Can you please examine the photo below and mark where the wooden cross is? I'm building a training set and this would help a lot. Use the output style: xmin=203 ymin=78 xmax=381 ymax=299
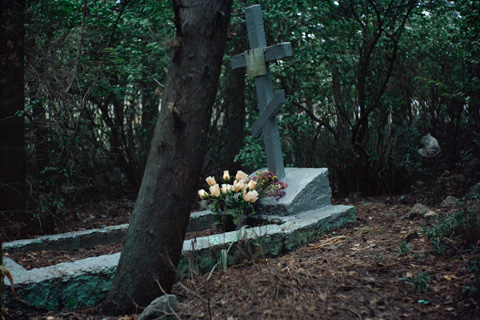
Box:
xmin=231 ymin=5 xmax=293 ymax=179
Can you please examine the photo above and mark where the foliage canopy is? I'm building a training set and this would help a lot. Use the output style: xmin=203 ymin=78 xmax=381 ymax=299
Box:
xmin=18 ymin=0 xmax=480 ymax=234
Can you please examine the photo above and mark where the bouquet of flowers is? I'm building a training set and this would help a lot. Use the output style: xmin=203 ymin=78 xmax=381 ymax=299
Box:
xmin=252 ymin=171 xmax=288 ymax=200
xmin=198 ymin=170 xmax=288 ymax=231
xmin=198 ymin=170 xmax=259 ymax=231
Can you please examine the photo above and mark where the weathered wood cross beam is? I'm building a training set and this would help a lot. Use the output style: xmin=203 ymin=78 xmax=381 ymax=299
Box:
xmin=231 ymin=5 xmax=293 ymax=179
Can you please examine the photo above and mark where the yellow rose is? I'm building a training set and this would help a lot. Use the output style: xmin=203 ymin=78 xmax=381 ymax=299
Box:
xmin=206 ymin=176 xmax=216 ymax=186
xmin=248 ymin=180 xmax=257 ymax=191
xmin=198 ymin=189 xmax=208 ymax=199
xmin=235 ymin=170 xmax=248 ymax=181
xmin=209 ymin=184 xmax=221 ymax=197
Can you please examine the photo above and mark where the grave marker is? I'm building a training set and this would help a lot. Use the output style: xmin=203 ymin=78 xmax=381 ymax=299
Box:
xmin=231 ymin=4 xmax=293 ymax=179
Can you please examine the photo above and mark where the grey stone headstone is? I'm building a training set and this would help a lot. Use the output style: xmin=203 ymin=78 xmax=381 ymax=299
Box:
xmin=254 ymin=168 xmax=332 ymax=216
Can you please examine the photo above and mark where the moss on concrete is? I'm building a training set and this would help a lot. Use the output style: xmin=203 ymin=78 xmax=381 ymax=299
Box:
xmin=61 ymin=269 xmax=115 ymax=309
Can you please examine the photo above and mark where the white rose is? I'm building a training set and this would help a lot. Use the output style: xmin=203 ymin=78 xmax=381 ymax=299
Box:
xmin=243 ymin=190 xmax=259 ymax=203
xmin=206 ymin=176 xmax=217 ymax=186
xmin=235 ymin=170 xmax=248 ymax=181
xmin=209 ymin=184 xmax=221 ymax=197
xmin=248 ymin=180 xmax=257 ymax=191
xmin=223 ymin=170 xmax=231 ymax=181
xmin=231 ymin=180 xmax=240 ymax=192
xmin=221 ymin=184 xmax=231 ymax=194
xmin=233 ymin=180 xmax=247 ymax=193
xmin=240 ymin=180 xmax=249 ymax=192
xmin=198 ymin=189 xmax=208 ymax=199
xmin=247 ymin=190 xmax=259 ymax=203
xmin=251 ymin=190 xmax=259 ymax=203
xmin=231 ymin=184 xmax=239 ymax=192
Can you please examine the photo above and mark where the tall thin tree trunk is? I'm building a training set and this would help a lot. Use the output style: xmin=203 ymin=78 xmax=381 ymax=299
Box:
xmin=224 ymin=21 xmax=246 ymax=172
xmin=103 ymin=0 xmax=232 ymax=314
xmin=0 ymin=0 xmax=28 ymax=239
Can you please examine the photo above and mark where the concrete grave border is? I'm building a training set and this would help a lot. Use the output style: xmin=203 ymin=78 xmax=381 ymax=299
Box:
xmin=2 ymin=168 xmax=354 ymax=311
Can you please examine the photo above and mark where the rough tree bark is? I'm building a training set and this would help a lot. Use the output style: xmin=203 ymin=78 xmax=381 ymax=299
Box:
xmin=103 ymin=0 xmax=232 ymax=314
xmin=0 ymin=0 xmax=28 ymax=239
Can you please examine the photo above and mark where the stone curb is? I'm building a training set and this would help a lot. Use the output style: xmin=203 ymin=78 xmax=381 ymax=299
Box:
xmin=3 ymin=211 xmax=215 ymax=254
xmin=3 ymin=206 xmax=353 ymax=311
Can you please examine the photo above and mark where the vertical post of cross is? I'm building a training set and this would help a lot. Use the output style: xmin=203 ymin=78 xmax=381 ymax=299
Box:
xmin=231 ymin=5 xmax=293 ymax=179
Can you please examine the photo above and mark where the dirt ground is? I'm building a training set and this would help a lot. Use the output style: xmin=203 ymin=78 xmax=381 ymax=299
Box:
xmin=2 ymin=196 xmax=480 ymax=319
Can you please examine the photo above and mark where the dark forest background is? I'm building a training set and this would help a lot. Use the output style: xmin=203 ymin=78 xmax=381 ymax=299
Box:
xmin=1 ymin=0 xmax=479 ymax=238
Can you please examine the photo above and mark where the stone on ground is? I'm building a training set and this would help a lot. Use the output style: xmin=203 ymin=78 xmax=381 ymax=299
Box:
xmin=138 ymin=294 xmax=178 ymax=320
xmin=441 ymin=196 xmax=458 ymax=207
xmin=404 ymin=203 xmax=437 ymax=219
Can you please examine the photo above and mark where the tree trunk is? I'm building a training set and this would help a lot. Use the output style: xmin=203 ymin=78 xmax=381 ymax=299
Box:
xmin=0 ymin=0 xmax=28 ymax=239
xmin=139 ymin=84 xmax=160 ymax=173
xmin=224 ymin=21 xmax=247 ymax=172
xmin=103 ymin=0 xmax=232 ymax=314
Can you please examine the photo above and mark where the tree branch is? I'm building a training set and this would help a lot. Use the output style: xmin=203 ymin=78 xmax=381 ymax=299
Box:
xmin=66 ymin=0 xmax=88 ymax=93
xmin=292 ymin=100 xmax=337 ymax=137
xmin=108 ymin=0 xmax=128 ymax=46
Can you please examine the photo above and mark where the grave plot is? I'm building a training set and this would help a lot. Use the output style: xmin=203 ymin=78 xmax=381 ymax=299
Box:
xmin=5 ymin=227 xmax=219 ymax=270
xmin=3 ymin=211 xmax=217 ymax=270
xmin=2 ymin=168 xmax=354 ymax=311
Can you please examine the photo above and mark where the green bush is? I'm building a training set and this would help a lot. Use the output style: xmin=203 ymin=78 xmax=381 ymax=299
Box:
xmin=398 ymin=240 xmax=412 ymax=255
xmin=424 ymin=183 xmax=480 ymax=251
xmin=401 ymin=271 xmax=430 ymax=293
xmin=463 ymin=255 xmax=480 ymax=298
xmin=234 ymin=136 xmax=267 ymax=172
xmin=424 ymin=184 xmax=480 ymax=297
